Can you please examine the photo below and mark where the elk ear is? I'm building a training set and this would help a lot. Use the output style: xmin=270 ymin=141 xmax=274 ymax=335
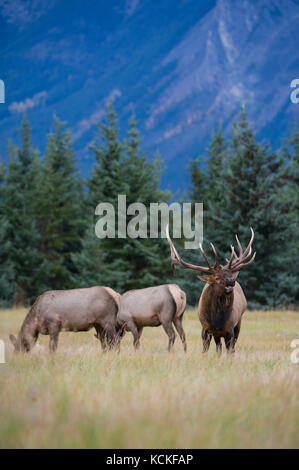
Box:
xmin=9 ymin=334 xmax=17 ymax=346
xmin=232 ymin=271 xmax=239 ymax=280
xmin=9 ymin=334 xmax=18 ymax=348
xmin=197 ymin=275 xmax=212 ymax=283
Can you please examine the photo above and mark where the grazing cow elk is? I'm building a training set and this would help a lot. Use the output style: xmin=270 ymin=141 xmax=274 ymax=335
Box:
xmin=9 ymin=286 xmax=121 ymax=353
xmin=166 ymin=225 xmax=256 ymax=354
xmin=117 ymin=284 xmax=187 ymax=352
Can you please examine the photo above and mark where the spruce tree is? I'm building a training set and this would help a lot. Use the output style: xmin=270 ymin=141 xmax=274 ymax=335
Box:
xmin=35 ymin=117 xmax=84 ymax=292
xmin=86 ymin=107 xmax=172 ymax=292
xmin=209 ymin=109 xmax=292 ymax=307
xmin=88 ymin=103 xmax=125 ymax=209
xmin=184 ymin=127 xmax=228 ymax=306
xmin=188 ymin=109 xmax=293 ymax=307
xmin=279 ymin=125 xmax=299 ymax=305
xmin=4 ymin=117 xmax=41 ymax=305
xmin=85 ymin=103 xmax=125 ymax=289
xmin=0 ymin=164 xmax=16 ymax=306
xmin=119 ymin=115 xmax=172 ymax=290
xmin=189 ymin=126 xmax=228 ymax=235
xmin=70 ymin=225 xmax=102 ymax=287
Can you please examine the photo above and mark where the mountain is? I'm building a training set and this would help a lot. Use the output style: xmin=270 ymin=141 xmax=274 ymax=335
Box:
xmin=0 ymin=0 xmax=298 ymax=192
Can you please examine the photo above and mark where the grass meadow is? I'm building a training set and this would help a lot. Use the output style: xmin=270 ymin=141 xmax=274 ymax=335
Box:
xmin=0 ymin=307 xmax=298 ymax=449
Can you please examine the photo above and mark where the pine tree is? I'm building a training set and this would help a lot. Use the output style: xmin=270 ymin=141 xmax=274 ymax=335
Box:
xmin=279 ymin=124 xmax=299 ymax=305
xmin=0 ymin=164 xmax=16 ymax=306
xmin=189 ymin=126 xmax=228 ymax=235
xmin=188 ymin=109 xmax=294 ymax=307
xmin=184 ymin=127 xmax=228 ymax=306
xmin=118 ymin=115 xmax=172 ymax=290
xmin=70 ymin=225 xmax=102 ymax=288
xmin=4 ymin=117 xmax=41 ymax=305
xmin=86 ymin=107 xmax=172 ymax=292
xmin=84 ymin=103 xmax=125 ymax=288
xmin=88 ymin=103 xmax=125 ymax=210
xmin=35 ymin=117 xmax=84 ymax=292
xmin=209 ymin=109 xmax=292 ymax=307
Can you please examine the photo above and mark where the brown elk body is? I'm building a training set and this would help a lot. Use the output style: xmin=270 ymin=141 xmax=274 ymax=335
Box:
xmin=117 ymin=284 xmax=187 ymax=352
xmin=9 ymin=286 xmax=121 ymax=353
xmin=166 ymin=226 xmax=256 ymax=354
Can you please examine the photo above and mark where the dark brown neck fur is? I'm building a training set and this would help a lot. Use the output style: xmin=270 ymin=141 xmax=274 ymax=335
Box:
xmin=204 ymin=284 xmax=234 ymax=330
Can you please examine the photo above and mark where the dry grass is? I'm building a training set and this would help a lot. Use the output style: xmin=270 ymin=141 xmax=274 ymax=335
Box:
xmin=0 ymin=307 xmax=298 ymax=449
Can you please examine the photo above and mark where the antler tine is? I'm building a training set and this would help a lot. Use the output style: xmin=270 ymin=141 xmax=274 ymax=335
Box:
xmin=235 ymin=233 xmax=243 ymax=257
xmin=210 ymin=242 xmax=218 ymax=269
xmin=165 ymin=225 xmax=214 ymax=274
xmin=169 ymin=244 xmax=179 ymax=276
xmin=230 ymin=228 xmax=256 ymax=271
xmin=228 ymin=245 xmax=236 ymax=269
xmin=233 ymin=251 xmax=256 ymax=270
xmin=241 ymin=227 xmax=254 ymax=258
xmin=235 ymin=227 xmax=254 ymax=257
xmin=232 ymin=246 xmax=253 ymax=269
xmin=222 ymin=244 xmax=237 ymax=270
xmin=199 ymin=243 xmax=212 ymax=269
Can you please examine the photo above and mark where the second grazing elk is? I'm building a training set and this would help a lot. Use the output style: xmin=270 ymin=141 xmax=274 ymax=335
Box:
xmin=166 ymin=226 xmax=256 ymax=354
xmin=117 ymin=284 xmax=187 ymax=352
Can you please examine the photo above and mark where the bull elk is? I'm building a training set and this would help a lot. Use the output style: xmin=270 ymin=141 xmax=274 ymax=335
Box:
xmin=117 ymin=284 xmax=187 ymax=352
xmin=166 ymin=225 xmax=256 ymax=354
xmin=9 ymin=286 xmax=121 ymax=353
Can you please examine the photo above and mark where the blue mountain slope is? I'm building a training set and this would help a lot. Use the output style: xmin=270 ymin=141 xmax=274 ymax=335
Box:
xmin=0 ymin=0 xmax=298 ymax=192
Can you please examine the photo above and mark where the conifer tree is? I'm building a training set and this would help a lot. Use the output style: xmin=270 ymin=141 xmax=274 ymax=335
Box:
xmin=208 ymin=109 xmax=292 ymax=307
xmin=84 ymin=103 xmax=125 ymax=288
xmin=279 ymin=125 xmax=299 ymax=305
xmin=86 ymin=107 xmax=172 ymax=292
xmin=4 ymin=117 xmax=41 ymax=304
xmin=188 ymin=109 xmax=293 ymax=307
xmin=88 ymin=103 xmax=125 ymax=210
xmin=184 ymin=127 xmax=228 ymax=306
xmin=0 ymin=164 xmax=16 ymax=306
xmin=35 ymin=117 xmax=84 ymax=292
xmin=118 ymin=115 xmax=172 ymax=290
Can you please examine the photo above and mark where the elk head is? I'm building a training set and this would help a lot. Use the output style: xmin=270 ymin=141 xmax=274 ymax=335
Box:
xmin=166 ymin=225 xmax=256 ymax=295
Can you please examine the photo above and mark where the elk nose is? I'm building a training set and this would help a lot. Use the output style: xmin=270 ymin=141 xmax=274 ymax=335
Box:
xmin=227 ymin=277 xmax=235 ymax=286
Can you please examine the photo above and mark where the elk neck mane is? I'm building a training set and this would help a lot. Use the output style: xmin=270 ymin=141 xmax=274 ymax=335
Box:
xmin=203 ymin=284 xmax=234 ymax=331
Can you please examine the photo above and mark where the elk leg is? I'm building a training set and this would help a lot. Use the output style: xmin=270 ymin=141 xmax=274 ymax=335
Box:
xmin=173 ymin=316 xmax=187 ymax=352
xmin=224 ymin=332 xmax=235 ymax=354
xmin=202 ymin=329 xmax=212 ymax=353
xmin=94 ymin=325 xmax=107 ymax=352
xmin=137 ymin=327 xmax=143 ymax=345
xmin=114 ymin=325 xmax=125 ymax=353
xmin=162 ymin=321 xmax=176 ymax=352
xmin=125 ymin=319 xmax=140 ymax=350
xmin=214 ymin=336 xmax=222 ymax=356
xmin=106 ymin=325 xmax=117 ymax=350
xmin=49 ymin=331 xmax=59 ymax=353
xmin=233 ymin=320 xmax=241 ymax=349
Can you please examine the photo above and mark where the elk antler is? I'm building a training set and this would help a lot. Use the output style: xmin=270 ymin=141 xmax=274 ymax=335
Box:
xmin=222 ymin=227 xmax=256 ymax=271
xmin=166 ymin=224 xmax=218 ymax=275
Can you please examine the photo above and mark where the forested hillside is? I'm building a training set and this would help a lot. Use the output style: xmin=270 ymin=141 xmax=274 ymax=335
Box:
xmin=0 ymin=105 xmax=298 ymax=308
